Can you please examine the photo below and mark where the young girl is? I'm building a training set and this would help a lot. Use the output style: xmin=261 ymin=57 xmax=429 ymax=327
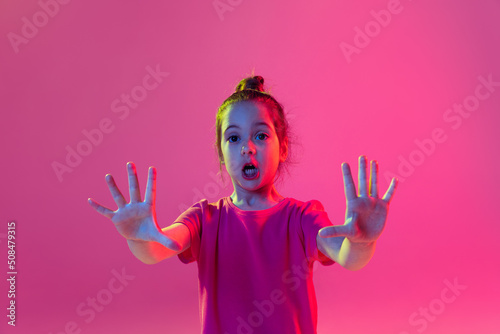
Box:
xmin=88 ymin=76 xmax=397 ymax=334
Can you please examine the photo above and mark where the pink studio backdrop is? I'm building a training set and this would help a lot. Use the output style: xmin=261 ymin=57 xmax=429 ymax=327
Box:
xmin=1 ymin=1 xmax=499 ymax=333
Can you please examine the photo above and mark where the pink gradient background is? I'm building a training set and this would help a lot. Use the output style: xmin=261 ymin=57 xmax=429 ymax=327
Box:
xmin=1 ymin=0 xmax=499 ymax=333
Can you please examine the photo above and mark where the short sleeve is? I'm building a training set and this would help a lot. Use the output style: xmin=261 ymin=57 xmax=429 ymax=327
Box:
xmin=174 ymin=199 xmax=207 ymax=264
xmin=299 ymin=200 xmax=335 ymax=266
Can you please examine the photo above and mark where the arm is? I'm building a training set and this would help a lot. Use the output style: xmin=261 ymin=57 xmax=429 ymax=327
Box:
xmin=127 ymin=223 xmax=191 ymax=264
xmin=318 ymin=156 xmax=398 ymax=271
xmin=317 ymin=233 xmax=375 ymax=271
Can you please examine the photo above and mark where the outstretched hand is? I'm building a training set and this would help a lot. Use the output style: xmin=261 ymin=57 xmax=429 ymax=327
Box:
xmin=319 ymin=156 xmax=398 ymax=244
xmin=88 ymin=162 xmax=179 ymax=251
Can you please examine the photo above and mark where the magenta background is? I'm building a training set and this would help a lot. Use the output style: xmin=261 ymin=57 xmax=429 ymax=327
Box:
xmin=1 ymin=0 xmax=500 ymax=333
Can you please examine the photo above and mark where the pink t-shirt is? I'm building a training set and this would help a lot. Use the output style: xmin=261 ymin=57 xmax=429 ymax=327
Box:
xmin=175 ymin=196 xmax=335 ymax=334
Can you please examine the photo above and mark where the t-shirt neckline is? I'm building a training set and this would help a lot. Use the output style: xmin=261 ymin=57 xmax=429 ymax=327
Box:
xmin=225 ymin=196 xmax=290 ymax=216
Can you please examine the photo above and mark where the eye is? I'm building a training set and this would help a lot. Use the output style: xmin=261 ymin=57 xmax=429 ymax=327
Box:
xmin=227 ymin=135 xmax=239 ymax=143
xmin=256 ymin=133 xmax=268 ymax=141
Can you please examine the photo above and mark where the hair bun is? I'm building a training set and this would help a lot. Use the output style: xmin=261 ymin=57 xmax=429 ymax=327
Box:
xmin=235 ymin=76 xmax=265 ymax=93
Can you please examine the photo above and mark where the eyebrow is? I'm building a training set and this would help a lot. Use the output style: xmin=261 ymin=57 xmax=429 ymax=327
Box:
xmin=223 ymin=122 xmax=272 ymax=135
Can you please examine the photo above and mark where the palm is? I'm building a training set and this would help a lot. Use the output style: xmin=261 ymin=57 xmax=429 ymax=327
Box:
xmin=110 ymin=202 xmax=157 ymax=241
xmin=345 ymin=194 xmax=389 ymax=243
xmin=88 ymin=162 xmax=162 ymax=243
xmin=321 ymin=156 xmax=397 ymax=243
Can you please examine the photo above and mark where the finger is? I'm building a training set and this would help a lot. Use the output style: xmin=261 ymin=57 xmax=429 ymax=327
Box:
xmin=319 ymin=214 xmax=356 ymax=238
xmin=318 ymin=224 xmax=351 ymax=238
xmin=144 ymin=166 xmax=156 ymax=205
xmin=369 ymin=160 xmax=378 ymax=198
xmin=127 ymin=162 xmax=141 ymax=203
xmin=342 ymin=163 xmax=357 ymax=201
xmin=88 ymin=198 xmax=114 ymax=219
xmin=358 ymin=155 xmax=368 ymax=197
xmin=105 ymin=174 xmax=127 ymax=208
xmin=382 ymin=177 xmax=398 ymax=203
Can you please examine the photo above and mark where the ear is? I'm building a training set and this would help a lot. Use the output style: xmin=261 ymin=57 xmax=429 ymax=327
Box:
xmin=279 ymin=141 xmax=288 ymax=162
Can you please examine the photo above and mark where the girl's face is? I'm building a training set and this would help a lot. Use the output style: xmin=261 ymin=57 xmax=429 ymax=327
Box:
xmin=220 ymin=101 xmax=286 ymax=195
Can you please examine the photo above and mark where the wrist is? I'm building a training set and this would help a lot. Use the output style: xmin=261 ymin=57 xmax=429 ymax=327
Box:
xmin=346 ymin=238 xmax=376 ymax=248
xmin=339 ymin=239 xmax=376 ymax=271
xmin=156 ymin=230 xmax=182 ymax=252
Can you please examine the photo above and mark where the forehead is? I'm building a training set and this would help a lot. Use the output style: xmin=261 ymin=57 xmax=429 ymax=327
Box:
xmin=222 ymin=101 xmax=273 ymax=129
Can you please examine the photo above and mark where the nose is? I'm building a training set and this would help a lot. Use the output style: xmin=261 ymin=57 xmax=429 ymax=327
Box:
xmin=241 ymin=141 xmax=255 ymax=155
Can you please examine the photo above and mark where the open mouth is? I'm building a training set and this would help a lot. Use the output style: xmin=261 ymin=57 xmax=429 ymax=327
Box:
xmin=242 ymin=164 xmax=259 ymax=180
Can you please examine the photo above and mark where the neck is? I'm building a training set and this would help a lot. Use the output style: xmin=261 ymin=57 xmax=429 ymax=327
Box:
xmin=230 ymin=185 xmax=284 ymax=210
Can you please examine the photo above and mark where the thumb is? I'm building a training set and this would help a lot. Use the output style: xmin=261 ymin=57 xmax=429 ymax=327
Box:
xmin=319 ymin=225 xmax=350 ymax=238
xmin=318 ymin=213 xmax=357 ymax=238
